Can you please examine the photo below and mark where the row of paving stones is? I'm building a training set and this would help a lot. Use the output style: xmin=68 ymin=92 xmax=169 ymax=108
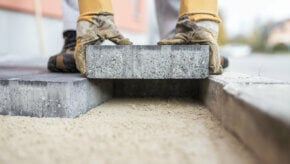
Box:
xmin=0 ymin=45 xmax=209 ymax=118
xmin=0 ymin=67 xmax=202 ymax=118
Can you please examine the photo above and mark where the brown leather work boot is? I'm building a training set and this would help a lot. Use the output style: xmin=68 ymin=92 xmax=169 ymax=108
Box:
xmin=47 ymin=30 xmax=79 ymax=73
xmin=221 ymin=56 xmax=229 ymax=69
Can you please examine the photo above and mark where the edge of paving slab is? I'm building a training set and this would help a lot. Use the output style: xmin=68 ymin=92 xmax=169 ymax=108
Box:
xmin=200 ymin=71 xmax=290 ymax=164
xmin=0 ymin=67 xmax=113 ymax=118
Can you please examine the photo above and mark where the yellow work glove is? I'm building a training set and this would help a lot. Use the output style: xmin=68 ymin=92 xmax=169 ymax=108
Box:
xmin=159 ymin=0 xmax=223 ymax=75
xmin=75 ymin=0 xmax=132 ymax=74
xmin=158 ymin=16 xmax=222 ymax=74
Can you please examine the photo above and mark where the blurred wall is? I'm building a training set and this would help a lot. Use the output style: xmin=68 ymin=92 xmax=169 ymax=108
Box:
xmin=0 ymin=9 xmax=63 ymax=58
xmin=0 ymin=0 xmax=149 ymax=58
xmin=0 ymin=0 xmax=62 ymax=18
xmin=267 ymin=19 xmax=290 ymax=48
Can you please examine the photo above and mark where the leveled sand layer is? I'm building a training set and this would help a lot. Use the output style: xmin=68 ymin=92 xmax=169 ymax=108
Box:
xmin=0 ymin=99 xmax=258 ymax=164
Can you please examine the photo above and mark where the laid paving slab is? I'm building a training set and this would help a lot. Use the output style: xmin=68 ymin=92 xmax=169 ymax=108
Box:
xmin=208 ymin=71 xmax=284 ymax=84
xmin=86 ymin=45 xmax=209 ymax=79
xmin=0 ymin=67 xmax=113 ymax=118
xmin=225 ymin=83 xmax=290 ymax=125
xmin=200 ymin=71 xmax=290 ymax=164
xmin=0 ymin=66 xmax=46 ymax=79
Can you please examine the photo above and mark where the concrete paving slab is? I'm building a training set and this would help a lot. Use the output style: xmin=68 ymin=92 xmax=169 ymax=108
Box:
xmin=86 ymin=45 xmax=209 ymax=79
xmin=209 ymin=71 xmax=284 ymax=84
xmin=225 ymin=83 xmax=290 ymax=126
xmin=228 ymin=54 xmax=290 ymax=82
xmin=0 ymin=66 xmax=46 ymax=79
xmin=200 ymin=71 xmax=290 ymax=164
xmin=0 ymin=67 xmax=113 ymax=118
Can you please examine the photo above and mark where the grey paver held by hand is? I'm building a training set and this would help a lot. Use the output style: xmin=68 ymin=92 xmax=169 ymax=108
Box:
xmin=86 ymin=45 xmax=209 ymax=79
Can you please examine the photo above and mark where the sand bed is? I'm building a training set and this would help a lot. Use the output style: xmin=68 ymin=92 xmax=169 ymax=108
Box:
xmin=0 ymin=99 xmax=258 ymax=164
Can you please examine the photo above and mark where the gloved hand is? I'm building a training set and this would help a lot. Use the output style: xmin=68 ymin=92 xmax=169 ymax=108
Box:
xmin=158 ymin=15 xmax=223 ymax=75
xmin=74 ymin=13 xmax=132 ymax=74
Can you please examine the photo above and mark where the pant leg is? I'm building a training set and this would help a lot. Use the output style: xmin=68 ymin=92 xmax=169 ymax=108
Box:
xmin=62 ymin=0 xmax=79 ymax=31
xmin=155 ymin=0 xmax=180 ymax=39
xmin=180 ymin=0 xmax=221 ymax=23
xmin=155 ymin=0 xmax=221 ymax=39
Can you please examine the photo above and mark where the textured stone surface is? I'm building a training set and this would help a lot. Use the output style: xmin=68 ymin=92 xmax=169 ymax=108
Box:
xmin=200 ymin=71 xmax=290 ymax=164
xmin=86 ymin=45 xmax=209 ymax=79
xmin=0 ymin=67 xmax=113 ymax=118
xmin=224 ymin=83 xmax=290 ymax=125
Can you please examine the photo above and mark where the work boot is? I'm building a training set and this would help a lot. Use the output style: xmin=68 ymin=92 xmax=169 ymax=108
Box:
xmin=221 ymin=56 xmax=229 ymax=69
xmin=47 ymin=30 xmax=78 ymax=73
xmin=158 ymin=16 xmax=223 ymax=75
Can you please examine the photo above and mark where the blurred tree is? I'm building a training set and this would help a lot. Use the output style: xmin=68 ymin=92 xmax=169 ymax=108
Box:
xmin=249 ymin=23 xmax=270 ymax=52
xmin=218 ymin=12 xmax=228 ymax=45
xmin=229 ymin=35 xmax=249 ymax=44
xmin=229 ymin=21 xmax=271 ymax=53
xmin=272 ymin=43 xmax=289 ymax=52
xmin=218 ymin=22 xmax=228 ymax=45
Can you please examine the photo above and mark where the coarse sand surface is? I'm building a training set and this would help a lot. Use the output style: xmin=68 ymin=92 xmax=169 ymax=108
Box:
xmin=0 ymin=99 xmax=258 ymax=164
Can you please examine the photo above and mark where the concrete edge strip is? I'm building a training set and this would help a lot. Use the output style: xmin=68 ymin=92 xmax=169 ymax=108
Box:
xmin=200 ymin=71 xmax=290 ymax=164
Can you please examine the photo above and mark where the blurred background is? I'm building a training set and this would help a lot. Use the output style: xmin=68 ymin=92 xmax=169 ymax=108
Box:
xmin=0 ymin=0 xmax=289 ymax=81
